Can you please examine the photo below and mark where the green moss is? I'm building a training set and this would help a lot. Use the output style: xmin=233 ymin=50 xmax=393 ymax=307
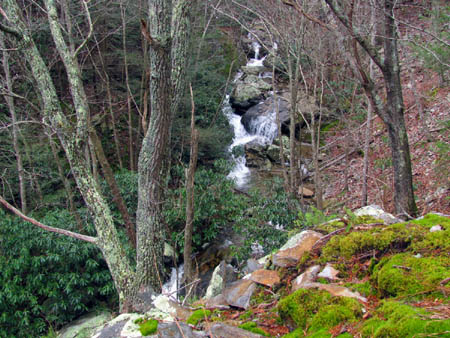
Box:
xmin=373 ymin=253 xmax=449 ymax=297
xmin=239 ymin=310 xmax=254 ymax=321
xmin=282 ymin=327 xmax=305 ymax=338
xmin=278 ymin=289 xmax=362 ymax=332
xmin=238 ymin=321 xmax=270 ymax=336
xmin=321 ymin=222 xmax=426 ymax=261
xmin=360 ymin=301 xmax=450 ymax=338
xmin=346 ymin=281 xmax=377 ymax=297
xmin=315 ymin=220 xmax=345 ymax=234
xmin=410 ymin=213 xmax=450 ymax=228
xmin=307 ymin=329 xmax=331 ymax=337
xmin=278 ymin=289 xmax=331 ymax=328
xmin=186 ymin=309 xmax=211 ymax=326
xmin=139 ymin=319 xmax=158 ymax=336
xmin=310 ymin=297 xmax=362 ymax=331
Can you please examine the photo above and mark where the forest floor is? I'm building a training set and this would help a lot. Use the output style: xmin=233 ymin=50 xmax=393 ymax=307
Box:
xmin=321 ymin=5 xmax=449 ymax=216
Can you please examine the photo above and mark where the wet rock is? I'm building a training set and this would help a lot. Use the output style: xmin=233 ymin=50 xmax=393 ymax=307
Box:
xmin=241 ymin=96 xmax=290 ymax=133
xmin=249 ymin=269 xmax=280 ymax=287
xmin=205 ymin=261 xmax=237 ymax=299
xmin=208 ymin=322 xmax=266 ymax=338
xmin=292 ymin=265 xmax=321 ymax=291
xmin=354 ymin=205 xmax=402 ymax=225
xmin=241 ymin=65 xmax=266 ymax=76
xmin=304 ymin=283 xmax=367 ymax=303
xmin=157 ymin=322 xmax=207 ymax=338
xmin=273 ymin=230 xmax=323 ymax=268
xmin=61 ymin=312 xmax=111 ymax=338
xmin=230 ymin=75 xmax=272 ymax=114
xmin=223 ymin=279 xmax=257 ymax=309
xmin=317 ymin=264 xmax=341 ymax=281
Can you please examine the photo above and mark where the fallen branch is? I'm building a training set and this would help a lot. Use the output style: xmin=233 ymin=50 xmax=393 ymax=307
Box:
xmin=393 ymin=265 xmax=411 ymax=271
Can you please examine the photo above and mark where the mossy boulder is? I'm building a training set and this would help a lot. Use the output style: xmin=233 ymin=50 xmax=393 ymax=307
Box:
xmin=138 ymin=319 xmax=158 ymax=336
xmin=410 ymin=214 xmax=450 ymax=254
xmin=372 ymin=253 xmax=449 ymax=298
xmin=321 ymin=222 xmax=425 ymax=261
xmin=360 ymin=300 xmax=450 ymax=338
xmin=277 ymin=289 xmax=362 ymax=334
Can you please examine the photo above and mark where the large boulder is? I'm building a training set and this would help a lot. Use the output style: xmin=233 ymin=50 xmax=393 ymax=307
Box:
xmin=230 ymin=75 xmax=272 ymax=114
xmin=60 ymin=312 xmax=111 ymax=338
xmin=354 ymin=205 xmax=402 ymax=225
xmin=273 ymin=230 xmax=323 ymax=268
xmin=223 ymin=279 xmax=257 ymax=310
xmin=241 ymin=96 xmax=290 ymax=134
xmin=205 ymin=260 xmax=237 ymax=299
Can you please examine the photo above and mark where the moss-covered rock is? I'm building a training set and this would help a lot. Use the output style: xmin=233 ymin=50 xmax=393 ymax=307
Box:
xmin=138 ymin=319 xmax=158 ymax=336
xmin=277 ymin=289 xmax=362 ymax=334
xmin=410 ymin=214 xmax=450 ymax=254
xmin=238 ymin=321 xmax=270 ymax=336
xmin=372 ymin=253 xmax=449 ymax=298
xmin=360 ymin=301 xmax=450 ymax=338
xmin=186 ymin=309 xmax=211 ymax=326
xmin=321 ymin=222 xmax=426 ymax=261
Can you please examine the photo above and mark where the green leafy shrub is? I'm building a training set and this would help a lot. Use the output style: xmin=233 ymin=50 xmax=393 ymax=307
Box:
xmin=0 ymin=209 xmax=115 ymax=337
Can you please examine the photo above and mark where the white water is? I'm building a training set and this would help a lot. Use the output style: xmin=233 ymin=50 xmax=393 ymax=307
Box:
xmin=225 ymin=37 xmax=277 ymax=189
xmin=162 ymin=265 xmax=184 ymax=301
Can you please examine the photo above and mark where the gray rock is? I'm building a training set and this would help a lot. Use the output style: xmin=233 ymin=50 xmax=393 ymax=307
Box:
xmin=292 ymin=265 xmax=321 ymax=291
xmin=223 ymin=279 xmax=257 ymax=309
xmin=92 ymin=314 xmax=141 ymax=338
xmin=230 ymin=75 xmax=272 ymax=114
xmin=241 ymin=96 xmax=290 ymax=133
xmin=59 ymin=312 xmax=111 ymax=338
xmin=354 ymin=205 xmax=402 ymax=225
xmin=157 ymin=322 xmax=207 ymax=338
xmin=243 ymin=258 xmax=264 ymax=275
xmin=208 ymin=322 xmax=266 ymax=338
xmin=317 ymin=264 xmax=341 ymax=281
xmin=430 ymin=225 xmax=443 ymax=232
xmin=205 ymin=261 xmax=237 ymax=299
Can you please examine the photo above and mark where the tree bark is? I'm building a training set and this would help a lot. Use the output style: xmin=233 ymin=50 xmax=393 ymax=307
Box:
xmin=2 ymin=0 xmax=136 ymax=311
xmin=136 ymin=0 xmax=173 ymax=291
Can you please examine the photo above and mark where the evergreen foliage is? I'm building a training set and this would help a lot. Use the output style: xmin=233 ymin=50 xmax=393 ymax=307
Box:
xmin=0 ymin=209 xmax=115 ymax=337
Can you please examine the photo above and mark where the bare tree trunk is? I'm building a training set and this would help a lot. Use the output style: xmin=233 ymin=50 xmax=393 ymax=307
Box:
xmin=183 ymin=84 xmax=199 ymax=299
xmin=325 ymin=0 xmax=417 ymax=217
xmin=1 ymin=34 xmax=27 ymax=213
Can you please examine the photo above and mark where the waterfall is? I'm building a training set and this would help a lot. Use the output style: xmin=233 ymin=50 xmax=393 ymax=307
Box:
xmin=225 ymin=37 xmax=277 ymax=189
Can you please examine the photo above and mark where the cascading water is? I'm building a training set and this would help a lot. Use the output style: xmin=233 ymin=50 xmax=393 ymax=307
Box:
xmin=225 ymin=38 xmax=278 ymax=190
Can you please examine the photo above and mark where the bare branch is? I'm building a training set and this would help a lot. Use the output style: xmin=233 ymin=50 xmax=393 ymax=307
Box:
xmin=0 ymin=195 xmax=97 ymax=244
xmin=73 ymin=0 xmax=93 ymax=58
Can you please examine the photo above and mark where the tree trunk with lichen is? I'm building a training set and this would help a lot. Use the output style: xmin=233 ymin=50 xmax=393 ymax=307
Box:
xmin=2 ymin=0 xmax=136 ymax=311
